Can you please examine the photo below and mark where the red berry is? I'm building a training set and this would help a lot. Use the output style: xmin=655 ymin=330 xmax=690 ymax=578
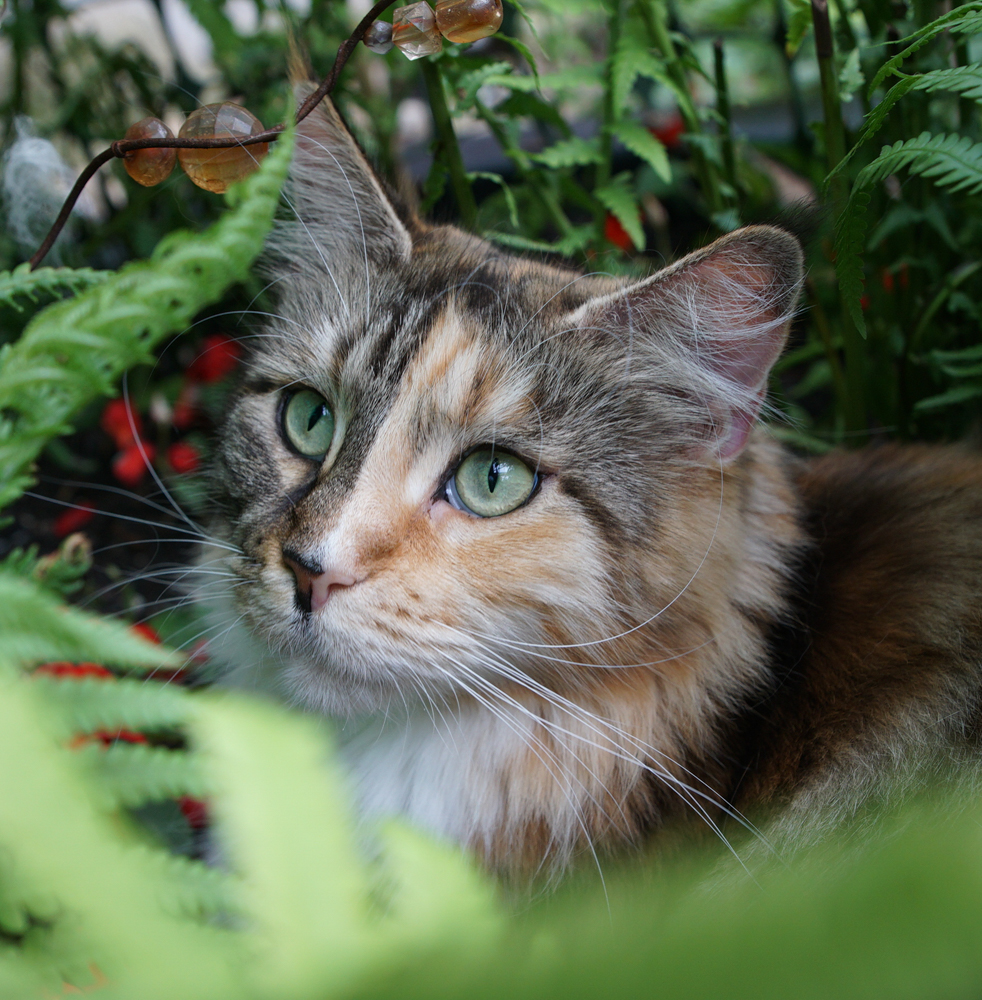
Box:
xmin=178 ymin=796 xmax=209 ymax=829
xmin=650 ymin=113 xmax=685 ymax=150
xmin=35 ymin=662 xmax=114 ymax=680
xmin=172 ymin=383 xmax=200 ymax=430
xmin=186 ymin=334 xmax=241 ymax=384
xmin=101 ymin=398 xmax=143 ymax=450
xmin=130 ymin=622 xmax=162 ymax=645
xmin=881 ymin=268 xmax=895 ymax=293
xmin=604 ymin=213 xmax=634 ymax=252
xmin=167 ymin=441 xmax=201 ymax=474
xmin=112 ymin=442 xmax=156 ymax=488
xmin=53 ymin=501 xmax=95 ymax=539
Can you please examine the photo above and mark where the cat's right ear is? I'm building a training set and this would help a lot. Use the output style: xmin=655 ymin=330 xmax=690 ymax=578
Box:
xmin=273 ymin=87 xmax=413 ymax=273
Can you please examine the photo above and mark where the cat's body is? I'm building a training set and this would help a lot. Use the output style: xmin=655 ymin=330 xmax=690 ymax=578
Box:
xmin=207 ymin=93 xmax=982 ymax=877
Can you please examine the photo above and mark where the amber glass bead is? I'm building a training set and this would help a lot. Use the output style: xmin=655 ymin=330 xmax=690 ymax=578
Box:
xmin=122 ymin=117 xmax=177 ymax=187
xmin=177 ymin=103 xmax=268 ymax=194
xmin=364 ymin=19 xmax=394 ymax=54
xmin=392 ymin=2 xmax=443 ymax=59
xmin=435 ymin=0 xmax=502 ymax=43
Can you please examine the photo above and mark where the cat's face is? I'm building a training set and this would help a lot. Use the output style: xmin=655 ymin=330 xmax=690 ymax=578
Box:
xmin=210 ymin=96 xmax=802 ymax=716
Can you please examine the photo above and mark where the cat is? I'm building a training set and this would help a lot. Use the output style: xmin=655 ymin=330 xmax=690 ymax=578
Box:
xmin=205 ymin=91 xmax=982 ymax=878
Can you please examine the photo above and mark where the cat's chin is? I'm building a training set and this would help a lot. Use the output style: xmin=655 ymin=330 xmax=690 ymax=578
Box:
xmin=281 ymin=656 xmax=401 ymax=717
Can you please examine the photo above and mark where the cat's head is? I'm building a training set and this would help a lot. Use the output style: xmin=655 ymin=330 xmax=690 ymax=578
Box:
xmin=210 ymin=95 xmax=803 ymax=716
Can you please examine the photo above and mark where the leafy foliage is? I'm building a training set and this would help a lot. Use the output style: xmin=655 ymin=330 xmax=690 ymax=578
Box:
xmin=3 ymin=0 xmax=982 ymax=996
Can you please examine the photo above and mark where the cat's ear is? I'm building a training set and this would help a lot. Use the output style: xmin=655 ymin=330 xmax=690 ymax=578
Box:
xmin=274 ymin=87 xmax=413 ymax=272
xmin=570 ymin=226 xmax=803 ymax=462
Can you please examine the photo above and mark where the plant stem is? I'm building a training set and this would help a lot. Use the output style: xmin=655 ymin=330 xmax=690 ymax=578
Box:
xmin=420 ymin=59 xmax=478 ymax=231
xmin=813 ymin=0 xmax=865 ymax=439
xmin=713 ymin=38 xmax=737 ymax=206
xmin=636 ymin=0 xmax=722 ymax=216
xmin=475 ymin=101 xmax=577 ymax=241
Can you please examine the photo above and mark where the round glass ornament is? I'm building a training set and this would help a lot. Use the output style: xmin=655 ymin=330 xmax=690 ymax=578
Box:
xmin=177 ymin=103 xmax=268 ymax=194
xmin=435 ymin=0 xmax=503 ymax=43
xmin=122 ymin=117 xmax=177 ymax=187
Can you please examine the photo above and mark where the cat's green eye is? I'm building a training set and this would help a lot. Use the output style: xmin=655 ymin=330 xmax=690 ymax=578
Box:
xmin=282 ymin=389 xmax=335 ymax=458
xmin=448 ymin=447 xmax=537 ymax=518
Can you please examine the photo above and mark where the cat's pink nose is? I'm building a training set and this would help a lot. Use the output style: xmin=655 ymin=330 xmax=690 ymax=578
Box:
xmin=282 ymin=548 xmax=357 ymax=613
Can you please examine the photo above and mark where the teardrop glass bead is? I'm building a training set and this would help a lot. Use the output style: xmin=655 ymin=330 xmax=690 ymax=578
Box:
xmin=435 ymin=0 xmax=502 ymax=43
xmin=122 ymin=117 xmax=177 ymax=187
xmin=392 ymin=2 xmax=443 ymax=59
xmin=364 ymin=19 xmax=394 ymax=54
xmin=177 ymin=103 xmax=268 ymax=194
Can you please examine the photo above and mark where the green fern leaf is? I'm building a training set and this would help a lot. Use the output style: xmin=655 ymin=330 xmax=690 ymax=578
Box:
xmin=0 ymin=128 xmax=292 ymax=511
xmin=595 ymin=175 xmax=645 ymax=251
xmin=611 ymin=43 xmax=668 ymax=116
xmin=78 ymin=744 xmax=208 ymax=808
xmin=784 ymin=0 xmax=812 ymax=57
xmin=37 ymin=677 xmax=191 ymax=736
xmin=833 ymin=187 xmax=871 ymax=338
xmin=614 ymin=120 xmax=671 ymax=182
xmin=0 ymin=572 xmax=175 ymax=672
xmin=859 ymin=132 xmax=982 ymax=195
xmin=0 ymin=264 xmax=110 ymax=313
xmin=868 ymin=2 xmax=982 ymax=96
xmin=531 ymin=136 xmax=603 ymax=168
xmin=455 ymin=61 xmax=513 ymax=111
xmin=835 ymin=133 xmax=982 ymax=336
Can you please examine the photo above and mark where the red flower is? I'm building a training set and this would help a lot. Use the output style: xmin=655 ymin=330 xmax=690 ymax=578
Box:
xmin=186 ymin=334 xmax=241 ymax=384
xmin=172 ymin=383 xmax=200 ymax=430
xmin=130 ymin=622 xmax=162 ymax=645
xmin=167 ymin=441 xmax=201 ymax=474
xmin=604 ymin=213 xmax=634 ymax=252
xmin=881 ymin=267 xmax=895 ymax=293
xmin=178 ymin=796 xmax=209 ymax=830
xmin=650 ymin=113 xmax=685 ymax=150
xmin=112 ymin=442 xmax=156 ymax=488
xmin=35 ymin=662 xmax=114 ymax=680
xmin=53 ymin=501 xmax=95 ymax=539
xmin=100 ymin=398 xmax=143 ymax=450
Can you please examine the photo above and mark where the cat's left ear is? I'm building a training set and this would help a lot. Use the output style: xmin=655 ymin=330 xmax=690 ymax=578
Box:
xmin=570 ymin=225 xmax=803 ymax=461
xmin=271 ymin=86 xmax=414 ymax=275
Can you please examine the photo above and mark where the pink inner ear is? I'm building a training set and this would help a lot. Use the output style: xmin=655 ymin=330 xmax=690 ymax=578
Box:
xmin=714 ymin=387 xmax=767 ymax=461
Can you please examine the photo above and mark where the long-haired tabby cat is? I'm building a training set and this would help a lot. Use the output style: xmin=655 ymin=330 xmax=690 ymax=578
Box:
xmin=207 ymin=91 xmax=982 ymax=878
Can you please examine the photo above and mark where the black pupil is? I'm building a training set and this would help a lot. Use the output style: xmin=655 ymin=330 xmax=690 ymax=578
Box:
xmin=307 ymin=403 xmax=327 ymax=432
xmin=487 ymin=458 xmax=500 ymax=493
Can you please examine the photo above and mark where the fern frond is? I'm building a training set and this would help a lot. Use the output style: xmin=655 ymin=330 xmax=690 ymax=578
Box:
xmin=0 ymin=128 xmax=292 ymax=511
xmin=78 ymin=744 xmax=208 ymax=808
xmin=613 ymin=120 xmax=671 ymax=182
xmin=36 ymin=677 xmax=191 ymax=736
xmin=595 ymin=175 xmax=645 ymax=250
xmin=835 ymin=133 xmax=982 ymax=333
xmin=859 ymin=132 xmax=982 ymax=194
xmin=0 ymin=264 xmax=110 ymax=314
xmin=531 ymin=136 xmax=602 ymax=168
xmin=0 ymin=659 xmax=241 ymax=996
xmin=611 ymin=41 xmax=668 ymax=116
xmin=0 ymin=572 xmax=174 ymax=672
xmin=868 ymin=2 xmax=982 ymax=96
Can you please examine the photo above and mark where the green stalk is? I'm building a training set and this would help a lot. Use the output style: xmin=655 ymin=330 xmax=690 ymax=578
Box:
xmin=420 ymin=59 xmax=478 ymax=231
xmin=595 ymin=0 xmax=625 ymax=240
xmin=813 ymin=0 xmax=865 ymax=439
xmin=713 ymin=38 xmax=737 ymax=206
xmin=475 ymin=101 xmax=578 ymax=241
xmin=636 ymin=0 xmax=722 ymax=215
